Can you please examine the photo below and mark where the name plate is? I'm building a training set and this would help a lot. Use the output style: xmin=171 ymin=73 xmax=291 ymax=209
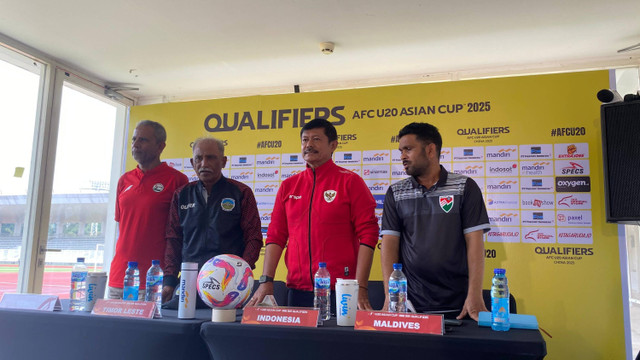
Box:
xmin=242 ymin=306 xmax=319 ymax=327
xmin=0 ymin=293 xmax=62 ymax=311
xmin=354 ymin=311 xmax=444 ymax=335
xmin=91 ymin=299 xmax=156 ymax=319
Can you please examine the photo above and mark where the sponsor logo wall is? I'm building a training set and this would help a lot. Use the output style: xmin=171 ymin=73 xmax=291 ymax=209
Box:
xmin=171 ymin=140 xmax=594 ymax=241
xmin=131 ymin=71 xmax=622 ymax=359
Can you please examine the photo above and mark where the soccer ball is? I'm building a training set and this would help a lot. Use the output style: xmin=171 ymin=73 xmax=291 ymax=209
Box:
xmin=197 ymin=254 xmax=254 ymax=309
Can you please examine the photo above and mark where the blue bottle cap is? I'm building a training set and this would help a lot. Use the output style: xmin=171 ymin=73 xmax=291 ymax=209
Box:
xmin=393 ymin=263 xmax=402 ymax=270
xmin=77 ymin=257 xmax=85 ymax=263
xmin=318 ymin=262 xmax=327 ymax=267
xmin=128 ymin=261 xmax=138 ymax=268
xmin=494 ymin=268 xmax=506 ymax=275
xmin=151 ymin=260 xmax=160 ymax=266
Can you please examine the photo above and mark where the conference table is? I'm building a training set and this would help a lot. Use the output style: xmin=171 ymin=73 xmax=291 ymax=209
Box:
xmin=200 ymin=316 xmax=547 ymax=360
xmin=0 ymin=298 xmax=546 ymax=360
xmin=0 ymin=299 xmax=211 ymax=360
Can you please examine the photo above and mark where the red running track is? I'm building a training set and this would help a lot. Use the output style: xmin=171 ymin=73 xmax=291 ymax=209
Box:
xmin=0 ymin=267 xmax=73 ymax=299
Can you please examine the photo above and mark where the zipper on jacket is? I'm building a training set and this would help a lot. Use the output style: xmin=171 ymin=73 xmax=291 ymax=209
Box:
xmin=307 ymin=168 xmax=316 ymax=288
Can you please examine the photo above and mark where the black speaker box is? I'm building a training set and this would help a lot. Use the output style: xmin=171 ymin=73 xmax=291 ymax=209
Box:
xmin=601 ymin=101 xmax=640 ymax=223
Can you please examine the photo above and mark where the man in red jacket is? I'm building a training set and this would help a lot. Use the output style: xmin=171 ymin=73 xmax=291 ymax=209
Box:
xmin=247 ymin=119 xmax=379 ymax=310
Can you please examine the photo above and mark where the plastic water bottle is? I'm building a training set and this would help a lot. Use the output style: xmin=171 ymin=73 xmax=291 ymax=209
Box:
xmin=69 ymin=257 xmax=88 ymax=311
xmin=123 ymin=261 xmax=140 ymax=301
xmin=145 ymin=260 xmax=163 ymax=318
xmin=388 ymin=263 xmax=407 ymax=312
xmin=313 ymin=262 xmax=331 ymax=321
xmin=491 ymin=268 xmax=510 ymax=331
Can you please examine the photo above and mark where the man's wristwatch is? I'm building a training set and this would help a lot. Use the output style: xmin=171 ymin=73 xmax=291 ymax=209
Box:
xmin=259 ymin=275 xmax=274 ymax=284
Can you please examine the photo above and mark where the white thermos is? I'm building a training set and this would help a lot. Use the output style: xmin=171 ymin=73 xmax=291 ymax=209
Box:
xmin=178 ymin=262 xmax=198 ymax=319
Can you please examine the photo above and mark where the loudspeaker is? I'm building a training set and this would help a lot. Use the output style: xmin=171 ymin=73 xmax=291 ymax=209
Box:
xmin=601 ymin=101 xmax=640 ymax=223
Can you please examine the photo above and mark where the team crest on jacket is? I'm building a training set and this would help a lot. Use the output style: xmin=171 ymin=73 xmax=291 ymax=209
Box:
xmin=324 ymin=190 xmax=337 ymax=203
xmin=439 ymin=195 xmax=454 ymax=213
xmin=152 ymin=183 xmax=164 ymax=192
xmin=221 ymin=198 xmax=235 ymax=211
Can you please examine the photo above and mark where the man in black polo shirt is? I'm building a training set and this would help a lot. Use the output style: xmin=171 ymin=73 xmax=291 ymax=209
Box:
xmin=381 ymin=122 xmax=491 ymax=321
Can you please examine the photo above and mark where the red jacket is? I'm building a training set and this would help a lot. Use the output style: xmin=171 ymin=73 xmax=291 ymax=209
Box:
xmin=266 ymin=159 xmax=379 ymax=291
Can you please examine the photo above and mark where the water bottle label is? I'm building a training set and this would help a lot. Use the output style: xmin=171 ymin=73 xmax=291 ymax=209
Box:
xmin=315 ymin=277 xmax=330 ymax=289
xmin=123 ymin=286 xmax=139 ymax=300
xmin=71 ymin=271 xmax=87 ymax=282
xmin=389 ymin=280 xmax=399 ymax=294
xmin=492 ymin=297 xmax=509 ymax=322
xmin=146 ymin=275 xmax=163 ymax=287
xmin=398 ymin=279 xmax=407 ymax=292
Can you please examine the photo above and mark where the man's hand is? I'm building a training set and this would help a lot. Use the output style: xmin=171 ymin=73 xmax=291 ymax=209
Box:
xmin=380 ymin=235 xmax=399 ymax=312
xmin=459 ymin=230 xmax=487 ymax=321
xmin=357 ymin=287 xmax=373 ymax=310
xmin=456 ymin=292 xmax=488 ymax=321
xmin=161 ymin=285 xmax=175 ymax=304
xmin=245 ymin=282 xmax=274 ymax=307
xmin=382 ymin=295 xmax=390 ymax=312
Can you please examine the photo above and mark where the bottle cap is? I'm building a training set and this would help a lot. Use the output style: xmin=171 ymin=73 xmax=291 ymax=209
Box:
xmin=128 ymin=261 xmax=138 ymax=268
xmin=152 ymin=260 xmax=160 ymax=266
xmin=318 ymin=262 xmax=327 ymax=267
xmin=494 ymin=268 xmax=506 ymax=275
xmin=77 ymin=257 xmax=85 ymax=263
xmin=181 ymin=262 xmax=198 ymax=270
xmin=393 ymin=263 xmax=402 ymax=270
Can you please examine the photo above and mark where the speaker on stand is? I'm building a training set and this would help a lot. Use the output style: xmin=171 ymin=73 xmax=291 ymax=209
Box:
xmin=600 ymin=93 xmax=640 ymax=224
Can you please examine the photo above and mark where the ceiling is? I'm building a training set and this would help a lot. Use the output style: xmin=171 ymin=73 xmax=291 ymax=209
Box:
xmin=1 ymin=0 xmax=639 ymax=104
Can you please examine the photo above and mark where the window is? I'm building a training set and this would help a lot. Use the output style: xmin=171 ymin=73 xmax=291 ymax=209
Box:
xmin=85 ymin=223 xmax=102 ymax=237
xmin=1 ymin=224 xmax=16 ymax=236
xmin=0 ymin=49 xmax=41 ymax=297
xmin=0 ymin=39 xmax=129 ymax=298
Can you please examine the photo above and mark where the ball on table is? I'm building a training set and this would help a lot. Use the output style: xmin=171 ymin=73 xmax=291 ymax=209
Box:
xmin=197 ymin=254 xmax=254 ymax=309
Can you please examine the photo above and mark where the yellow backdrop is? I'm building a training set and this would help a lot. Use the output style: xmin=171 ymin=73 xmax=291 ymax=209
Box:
xmin=130 ymin=70 xmax=623 ymax=359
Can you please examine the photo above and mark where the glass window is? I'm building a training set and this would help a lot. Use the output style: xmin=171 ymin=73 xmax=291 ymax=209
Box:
xmin=1 ymin=224 xmax=15 ymax=236
xmin=41 ymin=83 xmax=117 ymax=297
xmin=48 ymin=223 xmax=57 ymax=236
xmin=84 ymin=222 xmax=102 ymax=237
xmin=0 ymin=54 xmax=40 ymax=298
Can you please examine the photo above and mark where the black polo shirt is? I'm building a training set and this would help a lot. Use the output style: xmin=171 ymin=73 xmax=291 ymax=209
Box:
xmin=381 ymin=166 xmax=490 ymax=312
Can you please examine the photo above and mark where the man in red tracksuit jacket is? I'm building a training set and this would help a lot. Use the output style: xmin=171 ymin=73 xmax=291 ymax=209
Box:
xmin=248 ymin=119 xmax=379 ymax=311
